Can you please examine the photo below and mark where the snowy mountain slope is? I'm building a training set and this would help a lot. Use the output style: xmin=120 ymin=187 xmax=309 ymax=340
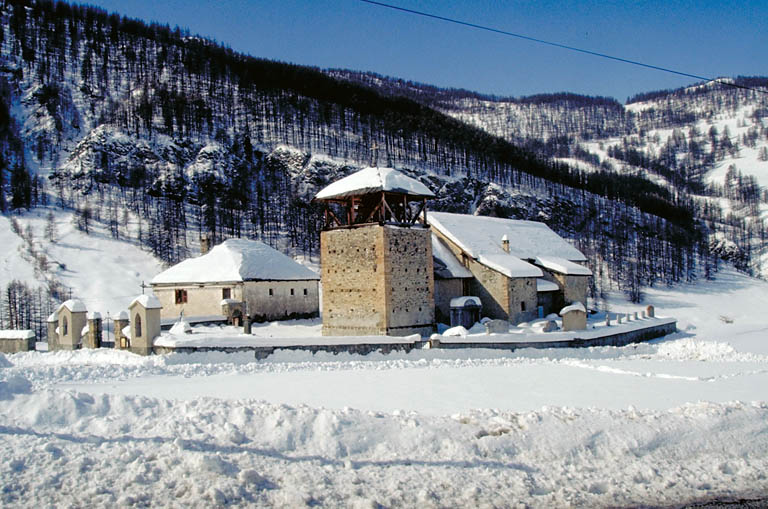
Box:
xmin=334 ymin=71 xmax=768 ymax=277
xmin=0 ymin=215 xmax=37 ymax=284
xmin=0 ymin=207 xmax=164 ymax=318
xmin=0 ymin=0 xmax=760 ymax=338
xmin=1 ymin=269 xmax=767 ymax=507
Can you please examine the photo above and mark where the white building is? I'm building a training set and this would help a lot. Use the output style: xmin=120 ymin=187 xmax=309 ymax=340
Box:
xmin=151 ymin=239 xmax=320 ymax=322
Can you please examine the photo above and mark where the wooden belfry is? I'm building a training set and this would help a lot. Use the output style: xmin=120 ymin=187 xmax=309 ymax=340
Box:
xmin=314 ymin=167 xmax=434 ymax=228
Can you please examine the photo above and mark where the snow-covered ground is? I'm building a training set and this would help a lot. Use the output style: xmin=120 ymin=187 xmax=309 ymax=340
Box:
xmin=0 ymin=207 xmax=164 ymax=316
xmin=1 ymin=268 xmax=768 ymax=507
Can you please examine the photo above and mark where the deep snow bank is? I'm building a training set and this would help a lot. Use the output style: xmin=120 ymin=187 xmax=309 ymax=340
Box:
xmin=0 ymin=387 xmax=767 ymax=508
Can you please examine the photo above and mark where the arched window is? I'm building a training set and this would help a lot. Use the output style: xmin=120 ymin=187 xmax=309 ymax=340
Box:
xmin=135 ymin=314 xmax=142 ymax=338
xmin=62 ymin=316 xmax=68 ymax=336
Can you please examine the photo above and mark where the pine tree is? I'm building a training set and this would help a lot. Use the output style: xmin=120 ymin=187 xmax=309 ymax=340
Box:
xmin=76 ymin=205 xmax=91 ymax=234
xmin=45 ymin=211 xmax=57 ymax=243
xmin=10 ymin=162 xmax=32 ymax=210
xmin=0 ymin=155 xmax=6 ymax=214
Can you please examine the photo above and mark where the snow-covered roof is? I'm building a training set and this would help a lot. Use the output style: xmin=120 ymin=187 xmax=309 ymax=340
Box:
xmin=432 ymin=234 xmax=472 ymax=279
xmin=116 ymin=310 xmax=129 ymax=320
xmin=0 ymin=330 xmax=35 ymax=340
xmin=129 ymin=294 xmax=162 ymax=310
xmin=477 ymin=253 xmax=543 ymax=278
xmin=428 ymin=212 xmax=587 ymax=262
xmin=58 ymin=299 xmax=87 ymax=313
xmin=450 ymin=296 xmax=481 ymax=308
xmin=536 ymin=279 xmax=560 ymax=292
xmin=46 ymin=311 xmax=59 ymax=323
xmin=314 ymin=167 xmax=435 ymax=200
xmin=87 ymin=311 xmax=102 ymax=320
xmin=560 ymin=302 xmax=586 ymax=315
xmin=151 ymin=239 xmax=320 ymax=285
xmin=535 ymin=256 xmax=592 ymax=276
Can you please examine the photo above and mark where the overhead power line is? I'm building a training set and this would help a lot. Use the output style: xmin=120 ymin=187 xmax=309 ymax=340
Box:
xmin=357 ymin=0 xmax=768 ymax=95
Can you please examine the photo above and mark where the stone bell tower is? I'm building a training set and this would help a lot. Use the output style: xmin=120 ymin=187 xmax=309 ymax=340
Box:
xmin=314 ymin=167 xmax=435 ymax=337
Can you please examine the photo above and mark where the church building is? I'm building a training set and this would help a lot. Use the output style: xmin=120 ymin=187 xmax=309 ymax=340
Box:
xmin=316 ymin=167 xmax=592 ymax=335
xmin=428 ymin=211 xmax=592 ymax=324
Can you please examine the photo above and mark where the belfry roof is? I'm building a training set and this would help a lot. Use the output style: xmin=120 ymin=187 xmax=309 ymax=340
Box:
xmin=314 ymin=167 xmax=434 ymax=201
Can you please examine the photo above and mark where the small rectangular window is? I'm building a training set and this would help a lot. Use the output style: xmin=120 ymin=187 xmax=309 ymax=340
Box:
xmin=521 ymin=301 xmax=526 ymax=312
xmin=269 ymin=288 xmax=274 ymax=296
xmin=303 ymin=288 xmax=308 ymax=296
xmin=222 ymin=288 xmax=231 ymax=300
xmin=175 ymin=289 xmax=188 ymax=304
xmin=290 ymin=288 xmax=295 ymax=296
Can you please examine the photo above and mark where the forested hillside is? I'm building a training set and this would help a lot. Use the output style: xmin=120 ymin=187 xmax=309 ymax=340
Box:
xmin=0 ymin=0 xmax=742 ymax=333
xmin=333 ymin=70 xmax=768 ymax=277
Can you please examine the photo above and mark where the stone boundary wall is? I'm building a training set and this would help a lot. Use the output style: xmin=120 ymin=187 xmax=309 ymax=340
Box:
xmin=155 ymin=341 xmax=421 ymax=359
xmin=0 ymin=331 xmax=36 ymax=353
xmin=153 ymin=320 xmax=676 ymax=358
xmin=431 ymin=320 xmax=677 ymax=350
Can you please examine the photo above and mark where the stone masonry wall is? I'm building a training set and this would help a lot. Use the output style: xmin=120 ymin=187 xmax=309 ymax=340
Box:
xmin=382 ymin=226 xmax=434 ymax=336
xmin=432 ymin=228 xmax=542 ymax=323
xmin=322 ymin=226 xmax=388 ymax=335
xmin=0 ymin=333 xmax=35 ymax=353
xmin=507 ymin=277 xmax=538 ymax=325
xmin=321 ymin=225 xmax=434 ymax=337
xmin=434 ymin=278 xmax=463 ymax=324
xmin=548 ymin=272 xmax=589 ymax=307
xmin=467 ymin=257 xmax=510 ymax=320
xmin=563 ymin=274 xmax=589 ymax=306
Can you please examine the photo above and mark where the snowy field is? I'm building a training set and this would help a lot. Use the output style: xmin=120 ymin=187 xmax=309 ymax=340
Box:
xmin=2 ymin=269 xmax=768 ymax=507
xmin=0 ymin=208 xmax=164 ymax=315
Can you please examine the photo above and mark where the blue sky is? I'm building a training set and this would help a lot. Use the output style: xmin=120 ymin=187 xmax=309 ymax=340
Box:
xmin=87 ymin=0 xmax=768 ymax=102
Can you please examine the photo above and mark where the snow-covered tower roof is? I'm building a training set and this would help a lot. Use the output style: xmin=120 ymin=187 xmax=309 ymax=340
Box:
xmin=129 ymin=294 xmax=163 ymax=309
xmin=314 ymin=167 xmax=434 ymax=228
xmin=58 ymin=299 xmax=87 ymax=314
xmin=315 ymin=167 xmax=434 ymax=200
xmin=151 ymin=238 xmax=320 ymax=285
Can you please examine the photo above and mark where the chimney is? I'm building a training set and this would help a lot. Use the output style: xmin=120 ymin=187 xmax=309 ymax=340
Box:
xmin=200 ymin=234 xmax=211 ymax=255
xmin=501 ymin=234 xmax=510 ymax=253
